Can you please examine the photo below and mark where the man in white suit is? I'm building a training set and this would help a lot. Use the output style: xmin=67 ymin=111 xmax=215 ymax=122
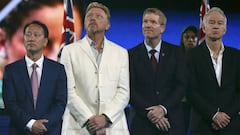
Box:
xmin=60 ymin=2 xmax=130 ymax=135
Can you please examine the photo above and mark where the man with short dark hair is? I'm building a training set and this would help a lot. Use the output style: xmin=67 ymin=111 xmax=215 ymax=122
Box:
xmin=3 ymin=20 xmax=67 ymax=135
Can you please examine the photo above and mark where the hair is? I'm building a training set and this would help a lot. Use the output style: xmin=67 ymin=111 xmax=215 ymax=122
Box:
xmin=143 ymin=8 xmax=167 ymax=25
xmin=180 ymin=25 xmax=198 ymax=50
xmin=203 ymin=7 xmax=227 ymax=27
xmin=85 ymin=2 xmax=111 ymax=22
xmin=23 ymin=20 xmax=49 ymax=38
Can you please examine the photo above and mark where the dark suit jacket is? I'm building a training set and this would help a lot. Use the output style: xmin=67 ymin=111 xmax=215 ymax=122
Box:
xmin=128 ymin=41 xmax=186 ymax=135
xmin=3 ymin=57 xmax=67 ymax=135
xmin=186 ymin=42 xmax=240 ymax=134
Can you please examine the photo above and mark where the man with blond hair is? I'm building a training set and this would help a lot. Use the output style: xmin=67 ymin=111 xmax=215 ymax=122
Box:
xmin=61 ymin=2 xmax=130 ymax=135
xmin=129 ymin=8 xmax=186 ymax=135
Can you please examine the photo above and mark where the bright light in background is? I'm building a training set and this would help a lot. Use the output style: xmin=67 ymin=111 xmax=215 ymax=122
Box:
xmin=0 ymin=0 xmax=22 ymax=22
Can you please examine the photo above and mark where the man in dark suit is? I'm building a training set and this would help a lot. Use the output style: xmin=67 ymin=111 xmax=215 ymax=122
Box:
xmin=2 ymin=21 xmax=67 ymax=135
xmin=128 ymin=8 xmax=186 ymax=135
xmin=186 ymin=7 xmax=240 ymax=135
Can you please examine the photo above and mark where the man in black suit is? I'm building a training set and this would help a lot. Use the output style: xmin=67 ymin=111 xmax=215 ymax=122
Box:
xmin=186 ymin=7 xmax=240 ymax=135
xmin=3 ymin=21 xmax=67 ymax=135
xmin=128 ymin=8 xmax=186 ymax=135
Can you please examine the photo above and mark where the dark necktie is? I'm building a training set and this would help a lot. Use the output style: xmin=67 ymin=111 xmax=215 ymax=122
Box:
xmin=150 ymin=49 xmax=157 ymax=72
xmin=31 ymin=63 xmax=38 ymax=109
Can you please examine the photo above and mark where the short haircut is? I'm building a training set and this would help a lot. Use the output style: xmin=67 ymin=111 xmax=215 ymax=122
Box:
xmin=23 ymin=20 xmax=49 ymax=38
xmin=85 ymin=2 xmax=111 ymax=22
xmin=203 ymin=7 xmax=227 ymax=26
xmin=143 ymin=8 xmax=167 ymax=25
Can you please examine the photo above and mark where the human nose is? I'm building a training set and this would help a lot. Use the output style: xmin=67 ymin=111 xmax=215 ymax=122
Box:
xmin=188 ymin=38 xmax=194 ymax=41
xmin=25 ymin=34 xmax=34 ymax=40
xmin=143 ymin=22 xmax=151 ymax=28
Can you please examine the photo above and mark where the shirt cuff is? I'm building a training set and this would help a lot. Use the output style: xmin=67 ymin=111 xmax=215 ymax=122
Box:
xmin=212 ymin=108 xmax=220 ymax=120
xmin=159 ymin=105 xmax=167 ymax=115
xmin=26 ymin=119 xmax=36 ymax=131
xmin=212 ymin=112 xmax=218 ymax=120
xmin=102 ymin=113 xmax=112 ymax=127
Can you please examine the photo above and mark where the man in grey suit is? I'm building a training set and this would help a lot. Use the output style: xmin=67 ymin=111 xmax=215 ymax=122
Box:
xmin=187 ymin=7 xmax=240 ymax=135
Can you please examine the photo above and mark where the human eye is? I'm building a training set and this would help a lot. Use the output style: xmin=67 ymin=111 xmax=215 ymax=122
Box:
xmin=151 ymin=20 xmax=156 ymax=24
xmin=152 ymin=20 xmax=160 ymax=26
xmin=86 ymin=13 xmax=93 ymax=19
xmin=218 ymin=21 xmax=224 ymax=25
xmin=208 ymin=20 xmax=215 ymax=24
xmin=184 ymin=35 xmax=189 ymax=39
xmin=34 ymin=33 xmax=42 ymax=37
xmin=96 ymin=14 xmax=103 ymax=19
xmin=25 ymin=32 xmax=32 ymax=37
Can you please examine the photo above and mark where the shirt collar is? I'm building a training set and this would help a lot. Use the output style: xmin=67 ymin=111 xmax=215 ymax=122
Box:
xmin=144 ymin=40 xmax=162 ymax=53
xmin=207 ymin=43 xmax=225 ymax=57
xmin=25 ymin=55 xmax=44 ymax=69
xmin=86 ymin=36 xmax=104 ymax=49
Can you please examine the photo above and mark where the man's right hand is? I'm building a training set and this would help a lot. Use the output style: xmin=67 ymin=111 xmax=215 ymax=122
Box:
xmin=146 ymin=106 xmax=165 ymax=123
xmin=32 ymin=119 xmax=48 ymax=135
xmin=212 ymin=112 xmax=230 ymax=129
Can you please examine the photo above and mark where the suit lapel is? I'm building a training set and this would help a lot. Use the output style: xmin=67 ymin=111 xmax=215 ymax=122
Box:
xmin=36 ymin=57 xmax=49 ymax=110
xmin=157 ymin=42 xmax=168 ymax=73
xmin=98 ymin=39 xmax=117 ymax=71
xmin=20 ymin=59 xmax=34 ymax=106
xmin=220 ymin=47 xmax=231 ymax=86
xmin=79 ymin=37 xmax=98 ymax=68
xmin=200 ymin=43 xmax=219 ymax=85
xmin=98 ymin=40 xmax=109 ymax=71
xmin=139 ymin=43 xmax=153 ymax=74
xmin=39 ymin=57 xmax=47 ymax=94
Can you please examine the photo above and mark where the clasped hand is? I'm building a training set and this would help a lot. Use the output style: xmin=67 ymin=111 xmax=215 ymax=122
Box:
xmin=32 ymin=119 xmax=48 ymax=135
xmin=212 ymin=112 xmax=231 ymax=130
xmin=86 ymin=115 xmax=107 ymax=135
xmin=146 ymin=106 xmax=171 ymax=131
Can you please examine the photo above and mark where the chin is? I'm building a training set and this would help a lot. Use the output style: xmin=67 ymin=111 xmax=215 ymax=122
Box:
xmin=210 ymin=38 xmax=219 ymax=42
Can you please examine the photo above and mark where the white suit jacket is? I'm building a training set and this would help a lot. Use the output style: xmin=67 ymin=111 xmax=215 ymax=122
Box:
xmin=60 ymin=36 xmax=130 ymax=135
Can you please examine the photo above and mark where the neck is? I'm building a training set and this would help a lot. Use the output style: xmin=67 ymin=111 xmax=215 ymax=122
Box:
xmin=145 ymin=38 xmax=160 ymax=49
xmin=88 ymin=34 xmax=104 ymax=52
xmin=205 ymin=38 xmax=222 ymax=53
xmin=27 ymin=52 xmax=42 ymax=62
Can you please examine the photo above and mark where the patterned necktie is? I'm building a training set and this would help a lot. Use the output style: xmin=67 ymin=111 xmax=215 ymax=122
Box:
xmin=150 ymin=49 xmax=157 ymax=72
xmin=31 ymin=63 xmax=38 ymax=109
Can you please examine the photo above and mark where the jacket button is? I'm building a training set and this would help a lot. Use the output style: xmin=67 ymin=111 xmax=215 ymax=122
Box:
xmin=156 ymin=91 xmax=160 ymax=95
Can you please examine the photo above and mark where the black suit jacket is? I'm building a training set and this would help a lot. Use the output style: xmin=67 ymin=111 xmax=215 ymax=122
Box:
xmin=128 ymin=41 xmax=186 ymax=135
xmin=3 ymin=57 xmax=67 ymax=135
xmin=186 ymin=42 xmax=240 ymax=134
